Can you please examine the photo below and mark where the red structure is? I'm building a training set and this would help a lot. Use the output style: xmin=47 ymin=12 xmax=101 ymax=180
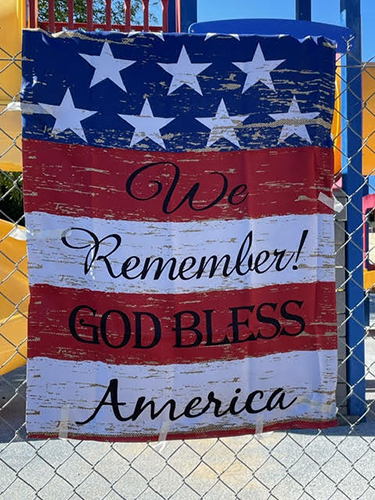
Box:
xmin=27 ymin=0 xmax=177 ymax=33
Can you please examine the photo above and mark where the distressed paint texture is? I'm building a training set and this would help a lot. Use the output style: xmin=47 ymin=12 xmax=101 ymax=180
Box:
xmin=22 ymin=30 xmax=337 ymax=440
xmin=26 ymin=212 xmax=334 ymax=293
xmin=27 ymin=351 xmax=337 ymax=440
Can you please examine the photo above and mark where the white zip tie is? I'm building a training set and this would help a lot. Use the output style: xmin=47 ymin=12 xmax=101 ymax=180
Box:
xmin=8 ymin=226 xmax=27 ymax=241
xmin=318 ymin=192 xmax=334 ymax=210
xmin=318 ymin=192 xmax=344 ymax=213
xmin=58 ymin=405 xmax=70 ymax=439
xmin=255 ymin=415 xmax=264 ymax=436
xmin=5 ymin=102 xmax=49 ymax=114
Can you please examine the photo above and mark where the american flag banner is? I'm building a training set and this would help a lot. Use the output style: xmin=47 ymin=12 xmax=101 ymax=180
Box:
xmin=22 ymin=29 xmax=337 ymax=441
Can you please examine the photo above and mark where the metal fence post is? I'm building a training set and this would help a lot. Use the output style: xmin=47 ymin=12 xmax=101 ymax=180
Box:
xmin=179 ymin=0 xmax=197 ymax=33
xmin=296 ymin=0 xmax=311 ymax=21
xmin=168 ymin=0 xmax=176 ymax=32
xmin=340 ymin=0 xmax=367 ymax=416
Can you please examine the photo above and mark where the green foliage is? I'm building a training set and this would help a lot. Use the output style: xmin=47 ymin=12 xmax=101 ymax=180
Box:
xmin=0 ymin=172 xmax=24 ymax=224
xmin=1 ymin=2 xmax=161 ymax=225
xmin=37 ymin=0 xmax=157 ymax=26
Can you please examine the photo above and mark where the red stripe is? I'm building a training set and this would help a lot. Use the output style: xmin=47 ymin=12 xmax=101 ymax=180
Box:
xmin=23 ymin=140 xmax=333 ymax=222
xmin=28 ymin=282 xmax=337 ymax=364
xmin=27 ymin=418 xmax=337 ymax=442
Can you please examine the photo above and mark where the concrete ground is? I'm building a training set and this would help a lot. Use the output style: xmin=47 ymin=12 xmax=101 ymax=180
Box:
xmin=1 ymin=335 xmax=375 ymax=499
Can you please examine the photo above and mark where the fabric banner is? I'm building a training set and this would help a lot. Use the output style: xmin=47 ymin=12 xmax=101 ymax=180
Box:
xmin=22 ymin=29 xmax=337 ymax=441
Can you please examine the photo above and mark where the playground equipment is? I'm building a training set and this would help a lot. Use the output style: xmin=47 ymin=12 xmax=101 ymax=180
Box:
xmin=0 ymin=220 xmax=28 ymax=375
xmin=0 ymin=0 xmax=24 ymax=172
xmin=363 ymin=194 xmax=375 ymax=291
xmin=1 ymin=0 xmax=374 ymax=390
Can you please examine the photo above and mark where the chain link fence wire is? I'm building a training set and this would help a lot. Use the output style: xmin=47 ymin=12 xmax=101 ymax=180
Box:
xmin=3 ymin=26 xmax=375 ymax=500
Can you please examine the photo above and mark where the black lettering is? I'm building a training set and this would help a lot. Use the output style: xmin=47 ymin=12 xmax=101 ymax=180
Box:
xmin=179 ymin=257 xmax=197 ymax=279
xmin=194 ymin=254 xmax=232 ymax=279
xmin=126 ymin=162 xmax=229 ymax=215
xmin=173 ymin=311 xmax=203 ymax=347
xmin=228 ymin=306 xmax=256 ymax=343
xmin=227 ymin=388 xmax=245 ymax=415
xmin=183 ymin=397 xmax=203 ymax=418
xmin=100 ymin=310 xmax=131 ymax=349
xmin=61 ymin=227 xmax=121 ymax=278
xmin=200 ymin=391 xmax=225 ymax=417
xmin=131 ymin=397 xmax=182 ymax=421
xmin=274 ymin=249 xmax=295 ymax=272
xmin=245 ymin=390 xmax=267 ymax=413
xmin=205 ymin=309 xmax=231 ymax=346
xmin=69 ymin=305 xmax=99 ymax=344
xmin=228 ymin=184 xmax=248 ymax=206
xmin=256 ymin=302 xmax=281 ymax=339
xmin=140 ymin=256 xmax=178 ymax=280
xmin=133 ymin=312 xmax=162 ymax=349
xmin=280 ymin=300 xmax=305 ymax=336
xmin=164 ymin=171 xmax=228 ymax=214
xmin=266 ymin=388 xmax=298 ymax=411
xmin=76 ymin=379 xmax=130 ymax=424
xmin=121 ymin=256 xmax=141 ymax=279
xmin=253 ymin=250 xmax=272 ymax=274
xmin=76 ymin=380 xmax=298 ymax=427
xmin=234 ymin=231 xmax=253 ymax=276
xmin=62 ymin=227 xmax=301 ymax=283
xmin=61 ymin=227 xmax=99 ymax=274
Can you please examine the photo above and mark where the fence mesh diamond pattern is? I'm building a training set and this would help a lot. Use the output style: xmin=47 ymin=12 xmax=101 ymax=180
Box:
xmin=2 ymin=28 xmax=375 ymax=500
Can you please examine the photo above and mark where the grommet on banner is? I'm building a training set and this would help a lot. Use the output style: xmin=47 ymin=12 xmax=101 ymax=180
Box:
xmin=58 ymin=405 xmax=70 ymax=439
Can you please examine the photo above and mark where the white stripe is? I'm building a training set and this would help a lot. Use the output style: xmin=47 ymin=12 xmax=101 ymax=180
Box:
xmin=26 ymin=350 xmax=337 ymax=438
xmin=25 ymin=212 xmax=334 ymax=294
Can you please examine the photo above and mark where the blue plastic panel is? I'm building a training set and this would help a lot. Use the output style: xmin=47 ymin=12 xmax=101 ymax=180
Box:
xmin=189 ymin=18 xmax=353 ymax=53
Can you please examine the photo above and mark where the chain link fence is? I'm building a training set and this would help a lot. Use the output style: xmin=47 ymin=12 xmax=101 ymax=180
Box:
xmin=2 ymin=16 xmax=375 ymax=500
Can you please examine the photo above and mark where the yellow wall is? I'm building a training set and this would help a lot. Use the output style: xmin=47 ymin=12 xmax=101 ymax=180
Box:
xmin=0 ymin=0 xmax=24 ymax=172
xmin=363 ymin=64 xmax=375 ymax=176
xmin=0 ymin=220 xmax=28 ymax=374
xmin=333 ymin=73 xmax=342 ymax=176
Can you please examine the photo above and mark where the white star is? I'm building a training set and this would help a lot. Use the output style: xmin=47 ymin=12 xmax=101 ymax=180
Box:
xmin=79 ymin=42 xmax=136 ymax=92
xmin=128 ymin=31 xmax=165 ymax=40
xmin=150 ymin=32 xmax=165 ymax=40
xmin=269 ymin=96 xmax=319 ymax=143
xmin=204 ymin=33 xmax=240 ymax=41
xmin=38 ymin=88 xmax=96 ymax=142
xmin=158 ymin=45 xmax=211 ymax=95
xmin=297 ymin=36 xmax=320 ymax=45
xmin=119 ymin=98 xmax=175 ymax=149
xmin=196 ymin=99 xmax=249 ymax=148
xmin=232 ymin=44 xmax=285 ymax=93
